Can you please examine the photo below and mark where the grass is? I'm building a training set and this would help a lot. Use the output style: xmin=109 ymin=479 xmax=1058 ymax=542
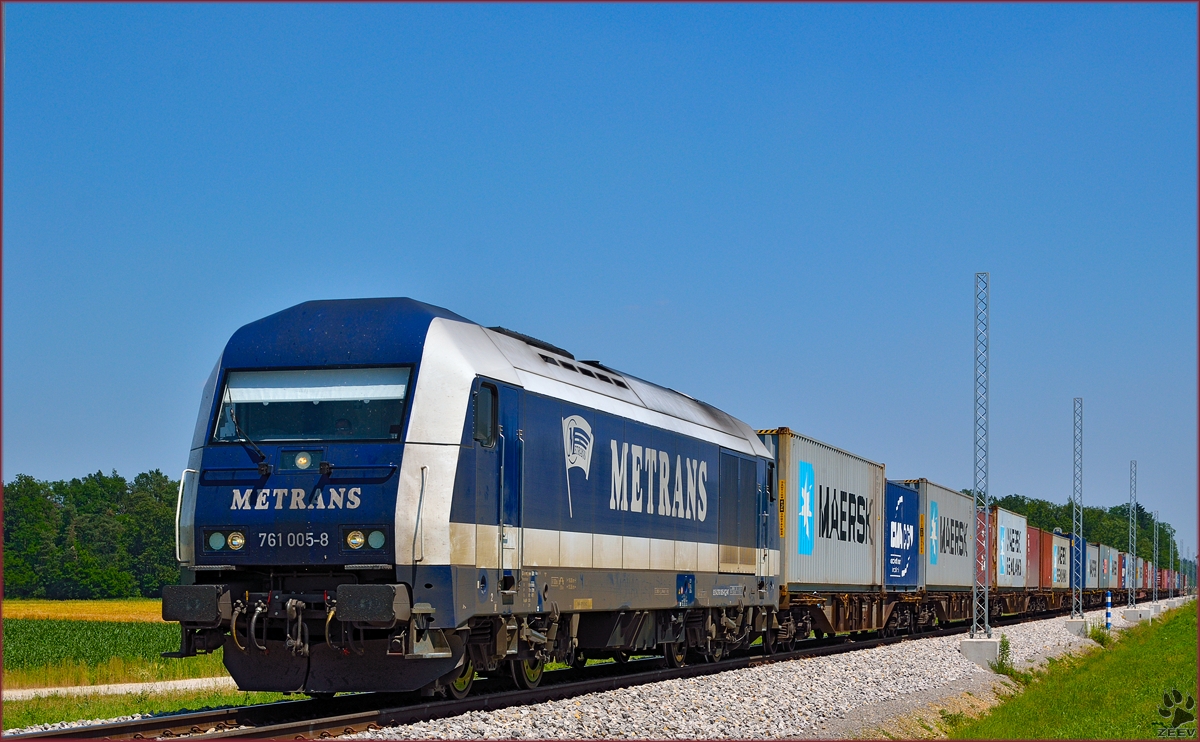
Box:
xmin=950 ymin=604 xmax=1198 ymax=739
xmin=989 ymin=634 xmax=1034 ymax=686
xmin=4 ymin=599 xmax=165 ymax=622
xmin=2 ymin=618 xmax=228 ymax=689
xmin=1 ymin=688 xmax=290 ymax=731
xmin=1087 ymin=621 xmax=1113 ymax=648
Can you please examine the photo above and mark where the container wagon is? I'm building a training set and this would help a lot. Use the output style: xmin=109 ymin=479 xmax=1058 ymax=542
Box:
xmin=758 ymin=428 xmax=887 ymax=642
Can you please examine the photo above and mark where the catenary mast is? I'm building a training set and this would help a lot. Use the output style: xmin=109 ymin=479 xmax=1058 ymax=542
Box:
xmin=971 ymin=273 xmax=991 ymax=639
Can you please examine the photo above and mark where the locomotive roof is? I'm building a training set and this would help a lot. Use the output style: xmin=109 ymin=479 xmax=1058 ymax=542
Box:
xmin=223 ymin=297 xmax=769 ymax=458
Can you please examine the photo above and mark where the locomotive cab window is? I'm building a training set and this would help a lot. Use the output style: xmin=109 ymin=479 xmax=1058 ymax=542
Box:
xmin=211 ymin=367 xmax=410 ymax=443
xmin=474 ymin=383 xmax=497 ymax=447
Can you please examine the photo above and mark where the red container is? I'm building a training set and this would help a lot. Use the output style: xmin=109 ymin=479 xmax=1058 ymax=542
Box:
xmin=1041 ymin=531 xmax=1053 ymax=588
xmin=974 ymin=509 xmax=995 ymax=587
xmin=1027 ymin=527 xmax=1043 ymax=589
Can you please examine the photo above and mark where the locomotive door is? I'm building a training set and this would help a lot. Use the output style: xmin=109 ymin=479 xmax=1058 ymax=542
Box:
xmin=756 ymin=460 xmax=772 ymax=579
xmin=496 ymin=384 xmax=524 ymax=591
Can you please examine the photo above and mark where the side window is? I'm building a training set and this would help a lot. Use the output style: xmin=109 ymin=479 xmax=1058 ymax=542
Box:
xmin=474 ymin=384 xmax=497 ymax=447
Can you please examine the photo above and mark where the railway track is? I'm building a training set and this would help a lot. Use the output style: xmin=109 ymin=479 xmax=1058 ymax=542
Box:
xmin=6 ymin=606 xmax=1098 ymax=741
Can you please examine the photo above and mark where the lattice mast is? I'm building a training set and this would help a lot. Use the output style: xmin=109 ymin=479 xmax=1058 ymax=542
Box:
xmin=1071 ymin=398 xmax=1084 ymax=618
xmin=1153 ymin=512 xmax=1159 ymax=603
xmin=1128 ymin=460 xmax=1137 ymax=608
xmin=971 ymin=272 xmax=991 ymax=638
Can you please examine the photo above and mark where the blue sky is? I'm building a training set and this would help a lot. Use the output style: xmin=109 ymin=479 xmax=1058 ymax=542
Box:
xmin=4 ymin=4 xmax=1196 ymax=550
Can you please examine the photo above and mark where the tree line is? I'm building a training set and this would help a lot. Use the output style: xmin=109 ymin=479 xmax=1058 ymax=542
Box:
xmin=3 ymin=470 xmax=179 ymax=599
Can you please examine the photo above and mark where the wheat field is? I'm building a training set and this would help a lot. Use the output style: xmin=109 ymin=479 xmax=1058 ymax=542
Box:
xmin=4 ymin=598 xmax=165 ymax=622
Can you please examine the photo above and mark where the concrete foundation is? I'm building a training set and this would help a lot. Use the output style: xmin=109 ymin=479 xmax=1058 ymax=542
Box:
xmin=1150 ymin=603 xmax=1163 ymax=615
xmin=1123 ymin=608 xmax=1151 ymax=622
xmin=960 ymin=637 xmax=1000 ymax=668
xmin=1065 ymin=619 xmax=1088 ymax=637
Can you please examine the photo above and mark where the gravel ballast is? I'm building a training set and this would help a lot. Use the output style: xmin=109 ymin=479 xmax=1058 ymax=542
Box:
xmin=348 ymin=607 xmax=1123 ymax=740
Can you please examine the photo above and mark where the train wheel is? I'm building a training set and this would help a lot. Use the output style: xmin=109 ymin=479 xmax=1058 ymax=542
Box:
xmin=510 ymin=658 xmax=544 ymax=689
xmin=570 ymin=649 xmax=588 ymax=670
xmin=664 ymin=642 xmax=687 ymax=668
xmin=612 ymin=650 xmax=630 ymax=664
xmin=447 ymin=660 xmax=475 ymax=700
xmin=762 ymin=628 xmax=777 ymax=655
xmin=705 ymin=642 xmax=725 ymax=663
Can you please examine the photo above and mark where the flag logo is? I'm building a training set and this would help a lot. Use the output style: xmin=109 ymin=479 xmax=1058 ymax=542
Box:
xmin=561 ymin=415 xmax=593 ymax=518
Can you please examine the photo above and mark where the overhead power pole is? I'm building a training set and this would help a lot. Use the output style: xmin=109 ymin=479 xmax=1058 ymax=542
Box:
xmin=971 ymin=272 xmax=991 ymax=639
xmin=1128 ymin=461 xmax=1137 ymax=608
xmin=1071 ymin=398 xmax=1084 ymax=619
xmin=1153 ymin=512 xmax=1159 ymax=603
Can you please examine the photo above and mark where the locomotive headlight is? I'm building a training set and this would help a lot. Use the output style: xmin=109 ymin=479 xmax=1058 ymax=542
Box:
xmin=209 ymin=532 xmax=226 ymax=550
xmin=294 ymin=452 xmax=312 ymax=470
xmin=347 ymin=530 xmax=365 ymax=549
xmin=228 ymin=532 xmax=245 ymax=550
xmin=368 ymin=530 xmax=385 ymax=549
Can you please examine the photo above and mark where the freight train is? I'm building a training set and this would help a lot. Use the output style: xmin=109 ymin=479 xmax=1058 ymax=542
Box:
xmin=163 ymin=298 xmax=1184 ymax=697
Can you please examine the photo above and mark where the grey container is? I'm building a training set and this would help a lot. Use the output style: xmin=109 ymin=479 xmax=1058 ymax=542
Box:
xmin=1051 ymin=534 xmax=1071 ymax=588
xmin=994 ymin=507 xmax=1028 ymax=589
xmin=1087 ymin=543 xmax=1100 ymax=589
xmin=758 ymin=428 xmax=884 ymax=590
xmin=900 ymin=479 xmax=974 ymax=591
xmin=1099 ymin=544 xmax=1118 ymax=589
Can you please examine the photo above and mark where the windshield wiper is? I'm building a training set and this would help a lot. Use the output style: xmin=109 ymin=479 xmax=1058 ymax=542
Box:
xmin=224 ymin=395 xmax=271 ymax=476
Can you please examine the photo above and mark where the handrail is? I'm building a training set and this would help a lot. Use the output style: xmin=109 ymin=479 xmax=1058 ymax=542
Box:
xmin=412 ymin=466 xmax=428 ymax=563
xmin=176 ymin=469 xmax=198 ymax=563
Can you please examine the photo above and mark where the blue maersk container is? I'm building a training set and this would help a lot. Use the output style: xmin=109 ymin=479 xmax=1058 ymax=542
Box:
xmin=1069 ymin=532 xmax=1086 ymax=590
xmin=885 ymin=481 xmax=921 ymax=588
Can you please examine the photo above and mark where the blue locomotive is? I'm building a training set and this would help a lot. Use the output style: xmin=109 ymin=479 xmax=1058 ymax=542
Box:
xmin=164 ymin=298 xmax=779 ymax=696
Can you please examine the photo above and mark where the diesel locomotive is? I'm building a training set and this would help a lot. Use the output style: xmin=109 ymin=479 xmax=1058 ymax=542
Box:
xmin=164 ymin=298 xmax=778 ymax=697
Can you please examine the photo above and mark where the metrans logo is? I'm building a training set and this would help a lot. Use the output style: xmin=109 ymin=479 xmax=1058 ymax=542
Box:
xmin=231 ymin=487 xmax=361 ymax=510
xmin=797 ymin=461 xmax=814 ymax=556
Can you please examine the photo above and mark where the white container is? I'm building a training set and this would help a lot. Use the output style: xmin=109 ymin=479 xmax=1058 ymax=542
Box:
xmin=994 ymin=507 xmax=1027 ymax=589
xmin=900 ymin=479 xmax=974 ymax=590
xmin=1051 ymin=534 xmax=1071 ymax=588
xmin=758 ymin=428 xmax=884 ymax=590
xmin=1087 ymin=543 xmax=1100 ymax=589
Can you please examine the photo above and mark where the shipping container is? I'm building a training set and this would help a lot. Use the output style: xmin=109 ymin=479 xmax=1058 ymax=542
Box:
xmin=759 ymin=428 xmax=884 ymax=590
xmin=884 ymin=481 xmax=920 ymax=588
xmin=994 ymin=507 xmax=1027 ymax=589
xmin=1080 ymin=530 xmax=1089 ymax=588
xmin=1137 ymin=558 xmax=1145 ymax=588
xmin=1044 ymin=531 xmax=1070 ymax=589
xmin=1087 ymin=543 xmax=1100 ymax=589
xmin=975 ymin=509 xmax=993 ymax=587
xmin=900 ymin=479 xmax=974 ymax=590
xmin=1118 ymin=552 xmax=1130 ymax=589
xmin=1069 ymin=536 xmax=1098 ymax=590
xmin=1027 ymin=526 xmax=1043 ymax=589
xmin=1099 ymin=544 xmax=1117 ymax=590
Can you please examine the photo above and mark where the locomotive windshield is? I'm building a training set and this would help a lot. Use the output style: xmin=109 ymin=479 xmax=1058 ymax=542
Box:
xmin=211 ymin=367 xmax=410 ymax=443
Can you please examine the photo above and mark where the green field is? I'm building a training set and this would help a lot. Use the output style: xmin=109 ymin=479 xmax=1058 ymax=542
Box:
xmin=2 ymin=618 xmax=227 ymax=689
xmin=951 ymin=604 xmax=1199 ymax=739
